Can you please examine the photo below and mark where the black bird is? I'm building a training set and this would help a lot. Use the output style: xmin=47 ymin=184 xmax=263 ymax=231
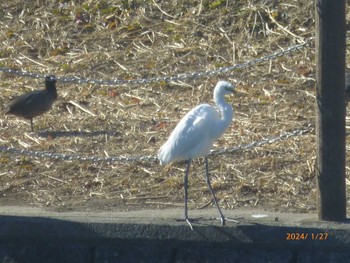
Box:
xmin=5 ymin=75 xmax=57 ymax=131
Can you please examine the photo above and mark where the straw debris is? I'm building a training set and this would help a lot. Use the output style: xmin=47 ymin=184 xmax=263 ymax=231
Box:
xmin=0 ymin=0 xmax=348 ymax=214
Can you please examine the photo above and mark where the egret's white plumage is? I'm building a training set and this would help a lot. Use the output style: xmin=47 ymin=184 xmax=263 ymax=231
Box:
xmin=158 ymin=81 xmax=234 ymax=164
xmin=158 ymin=80 xmax=236 ymax=229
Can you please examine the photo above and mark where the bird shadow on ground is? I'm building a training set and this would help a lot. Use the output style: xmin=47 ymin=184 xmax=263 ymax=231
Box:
xmin=37 ymin=130 xmax=121 ymax=138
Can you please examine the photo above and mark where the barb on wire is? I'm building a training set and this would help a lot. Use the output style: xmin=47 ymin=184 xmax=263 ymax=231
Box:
xmin=0 ymin=125 xmax=312 ymax=163
xmin=0 ymin=42 xmax=308 ymax=86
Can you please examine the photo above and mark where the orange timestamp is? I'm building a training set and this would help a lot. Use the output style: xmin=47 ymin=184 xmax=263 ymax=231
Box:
xmin=285 ymin=232 xmax=329 ymax=240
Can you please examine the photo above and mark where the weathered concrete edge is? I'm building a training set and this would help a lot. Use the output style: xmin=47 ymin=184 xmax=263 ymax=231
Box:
xmin=0 ymin=206 xmax=349 ymax=251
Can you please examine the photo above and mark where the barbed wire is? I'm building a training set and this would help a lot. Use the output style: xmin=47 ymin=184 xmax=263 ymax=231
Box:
xmin=0 ymin=42 xmax=308 ymax=86
xmin=0 ymin=125 xmax=313 ymax=163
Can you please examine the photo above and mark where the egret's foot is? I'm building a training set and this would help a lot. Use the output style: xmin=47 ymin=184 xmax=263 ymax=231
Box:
xmin=225 ymin=217 xmax=240 ymax=224
xmin=214 ymin=216 xmax=239 ymax=225
xmin=213 ymin=215 xmax=226 ymax=226
xmin=186 ymin=218 xmax=193 ymax=231
xmin=220 ymin=216 xmax=226 ymax=226
xmin=176 ymin=217 xmax=202 ymax=230
xmin=211 ymin=212 xmax=226 ymax=226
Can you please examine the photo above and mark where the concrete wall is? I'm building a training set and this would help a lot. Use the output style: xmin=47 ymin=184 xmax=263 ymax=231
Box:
xmin=0 ymin=207 xmax=349 ymax=263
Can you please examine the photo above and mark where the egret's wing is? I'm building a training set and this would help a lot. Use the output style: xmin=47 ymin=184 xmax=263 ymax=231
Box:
xmin=158 ymin=104 xmax=219 ymax=164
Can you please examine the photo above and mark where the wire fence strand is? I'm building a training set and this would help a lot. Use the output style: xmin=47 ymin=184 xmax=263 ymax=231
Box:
xmin=0 ymin=125 xmax=313 ymax=163
xmin=0 ymin=42 xmax=308 ymax=86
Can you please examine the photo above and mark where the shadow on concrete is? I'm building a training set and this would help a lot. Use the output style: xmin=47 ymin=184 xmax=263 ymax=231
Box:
xmin=0 ymin=215 xmax=94 ymax=263
xmin=0 ymin=214 xmax=349 ymax=263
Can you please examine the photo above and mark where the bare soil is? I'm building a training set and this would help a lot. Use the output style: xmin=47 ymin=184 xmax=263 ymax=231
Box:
xmin=0 ymin=0 xmax=349 ymax=215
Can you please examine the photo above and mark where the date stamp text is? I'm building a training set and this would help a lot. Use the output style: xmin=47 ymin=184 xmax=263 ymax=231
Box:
xmin=285 ymin=232 xmax=329 ymax=240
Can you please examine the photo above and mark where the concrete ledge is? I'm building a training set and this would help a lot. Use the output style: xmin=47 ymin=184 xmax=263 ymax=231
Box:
xmin=0 ymin=207 xmax=349 ymax=263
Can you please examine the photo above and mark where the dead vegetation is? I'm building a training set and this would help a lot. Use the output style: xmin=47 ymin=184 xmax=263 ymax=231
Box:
xmin=0 ymin=0 xmax=348 ymax=215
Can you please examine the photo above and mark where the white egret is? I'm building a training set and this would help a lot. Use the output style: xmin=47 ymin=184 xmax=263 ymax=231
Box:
xmin=158 ymin=81 xmax=236 ymax=229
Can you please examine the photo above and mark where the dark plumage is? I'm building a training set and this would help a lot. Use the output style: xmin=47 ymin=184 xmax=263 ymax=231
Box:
xmin=5 ymin=75 xmax=57 ymax=131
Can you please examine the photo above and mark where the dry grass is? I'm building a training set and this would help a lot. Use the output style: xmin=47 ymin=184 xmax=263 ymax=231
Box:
xmin=0 ymin=0 xmax=348 ymax=215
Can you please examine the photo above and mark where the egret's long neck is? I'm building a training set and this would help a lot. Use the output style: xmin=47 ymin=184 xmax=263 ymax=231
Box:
xmin=213 ymin=93 xmax=234 ymax=138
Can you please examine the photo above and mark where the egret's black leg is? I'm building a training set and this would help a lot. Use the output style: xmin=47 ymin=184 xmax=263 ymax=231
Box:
xmin=184 ymin=159 xmax=193 ymax=230
xmin=204 ymin=156 xmax=225 ymax=226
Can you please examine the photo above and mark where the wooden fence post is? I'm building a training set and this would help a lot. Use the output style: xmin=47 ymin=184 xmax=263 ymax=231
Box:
xmin=315 ymin=0 xmax=346 ymax=221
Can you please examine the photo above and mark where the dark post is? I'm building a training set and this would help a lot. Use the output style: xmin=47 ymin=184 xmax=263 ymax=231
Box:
xmin=315 ymin=0 xmax=346 ymax=221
